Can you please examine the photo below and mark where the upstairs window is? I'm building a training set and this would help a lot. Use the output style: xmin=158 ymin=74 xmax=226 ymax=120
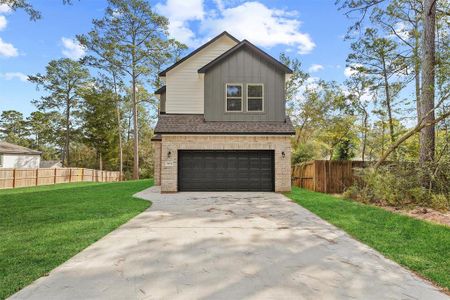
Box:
xmin=226 ymin=84 xmax=243 ymax=112
xmin=247 ymin=84 xmax=264 ymax=112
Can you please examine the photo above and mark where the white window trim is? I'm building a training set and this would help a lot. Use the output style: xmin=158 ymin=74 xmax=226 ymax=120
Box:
xmin=246 ymin=83 xmax=264 ymax=112
xmin=225 ymin=83 xmax=244 ymax=112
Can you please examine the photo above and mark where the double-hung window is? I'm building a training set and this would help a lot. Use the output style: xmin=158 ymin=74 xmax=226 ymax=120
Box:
xmin=225 ymin=84 xmax=243 ymax=112
xmin=247 ymin=84 xmax=264 ymax=112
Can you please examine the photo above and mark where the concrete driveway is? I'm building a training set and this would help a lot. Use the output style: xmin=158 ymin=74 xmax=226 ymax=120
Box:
xmin=11 ymin=187 xmax=447 ymax=300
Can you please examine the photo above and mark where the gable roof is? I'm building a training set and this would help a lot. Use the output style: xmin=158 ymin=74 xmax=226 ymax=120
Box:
xmin=0 ymin=141 xmax=42 ymax=155
xmin=159 ymin=31 xmax=240 ymax=77
xmin=198 ymin=40 xmax=293 ymax=74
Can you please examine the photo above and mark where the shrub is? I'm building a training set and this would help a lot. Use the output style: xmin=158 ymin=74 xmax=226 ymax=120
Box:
xmin=347 ymin=163 xmax=450 ymax=209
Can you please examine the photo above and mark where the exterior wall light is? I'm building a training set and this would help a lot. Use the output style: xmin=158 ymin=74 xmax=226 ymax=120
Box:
xmin=282 ymin=151 xmax=285 ymax=158
xmin=168 ymin=151 xmax=172 ymax=158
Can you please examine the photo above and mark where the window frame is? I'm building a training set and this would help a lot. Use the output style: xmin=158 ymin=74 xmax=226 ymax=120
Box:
xmin=225 ymin=83 xmax=244 ymax=112
xmin=246 ymin=83 xmax=264 ymax=112
xmin=0 ymin=154 xmax=2 ymax=167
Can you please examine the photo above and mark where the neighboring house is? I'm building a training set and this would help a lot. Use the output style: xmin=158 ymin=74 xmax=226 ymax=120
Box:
xmin=153 ymin=31 xmax=295 ymax=192
xmin=39 ymin=160 xmax=63 ymax=168
xmin=0 ymin=141 xmax=41 ymax=168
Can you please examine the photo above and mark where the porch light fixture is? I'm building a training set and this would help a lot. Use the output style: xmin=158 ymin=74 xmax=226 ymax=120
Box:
xmin=167 ymin=151 xmax=172 ymax=158
xmin=282 ymin=151 xmax=286 ymax=158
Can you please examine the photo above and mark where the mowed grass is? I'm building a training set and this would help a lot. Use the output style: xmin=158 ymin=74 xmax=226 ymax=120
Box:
xmin=285 ymin=187 xmax=450 ymax=291
xmin=0 ymin=180 xmax=152 ymax=299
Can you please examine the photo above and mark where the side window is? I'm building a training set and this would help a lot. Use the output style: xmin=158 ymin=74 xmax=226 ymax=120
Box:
xmin=247 ymin=84 xmax=264 ymax=112
xmin=0 ymin=155 xmax=2 ymax=167
xmin=225 ymin=84 xmax=243 ymax=112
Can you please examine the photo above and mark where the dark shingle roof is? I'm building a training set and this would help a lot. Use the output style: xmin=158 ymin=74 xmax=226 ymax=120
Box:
xmin=154 ymin=114 xmax=295 ymax=135
xmin=151 ymin=134 xmax=162 ymax=141
xmin=154 ymin=85 xmax=166 ymax=95
xmin=0 ymin=141 xmax=42 ymax=155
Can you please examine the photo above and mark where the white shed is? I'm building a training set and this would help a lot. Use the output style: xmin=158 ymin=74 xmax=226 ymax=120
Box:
xmin=0 ymin=141 xmax=42 ymax=168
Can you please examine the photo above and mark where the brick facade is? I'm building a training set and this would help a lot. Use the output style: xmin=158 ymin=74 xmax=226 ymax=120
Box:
xmin=153 ymin=141 xmax=161 ymax=186
xmin=153 ymin=135 xmax=291 ymax=193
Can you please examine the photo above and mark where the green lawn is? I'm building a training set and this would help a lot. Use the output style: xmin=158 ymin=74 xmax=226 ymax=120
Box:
xmin=285 ymin=187 xmax=450 ymax=291
xmin=0 ymin=180 xmax=152 ymax=299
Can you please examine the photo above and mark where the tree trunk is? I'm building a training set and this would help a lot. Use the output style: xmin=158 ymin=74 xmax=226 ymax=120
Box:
xmin=361 ymin=112 xmax=368 ymax=162
xmin=414 ymin=17 xmax=421 ymax=124
xmin=419 ymin=0 xmax=436 ymax=166
xmin=132 ymin=73 xmax=139 ymax=179
xmin=64 ymin=98 xmax=71 ymax=167
xmin=113 ymin=74 xmax=123 ymax=180
xmin=99 ymin=151 xmax=103 ymax=171
xmin=382 ymin=57 xmax=395 ymax=145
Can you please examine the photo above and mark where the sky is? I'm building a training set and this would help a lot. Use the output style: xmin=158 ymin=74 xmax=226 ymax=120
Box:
xmin=0 ymin=0 xmax=355 ymax=117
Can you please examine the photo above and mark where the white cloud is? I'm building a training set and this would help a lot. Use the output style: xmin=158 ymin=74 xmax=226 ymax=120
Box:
xmin=155 ymin=0 xmax=204 ymax=47
xmin=201 ymin=2 xmax=315 ymax=54
xmin=390 ymin=22 xmax=410 ymax=40
xmin=156 ymin=0 xmax=315 ymax=54
xmin=308 ymin=64 xmax=323 ymax=73
xmin=0 ymin=15 xmax=7 ymax=31
xmin=0 ymin=4 xmax=11 ymax=14
xmin=61 ymin=37 xmax=86 ymax=60
xmin=0 ymin=37 xmax=18 ymax=57
xmin=344 ymin=64 xmax=363 ymax=77
xmin=0 ymin=72 xmax=28 ymax=82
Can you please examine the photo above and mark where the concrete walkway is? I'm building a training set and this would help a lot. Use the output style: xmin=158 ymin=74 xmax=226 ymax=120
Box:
xmin=11 ymin=187 xmax=448 ymax=300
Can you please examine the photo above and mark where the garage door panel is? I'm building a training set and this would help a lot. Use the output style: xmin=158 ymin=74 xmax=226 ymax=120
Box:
xmin=178 ymin=150 xmax=274 ymax=191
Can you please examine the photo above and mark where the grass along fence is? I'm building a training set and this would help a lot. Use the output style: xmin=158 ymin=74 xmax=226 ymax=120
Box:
xmin=0 ymin=168 xmax=121 ymax=189
xmin=292 ymin=160 xmax=368 ymax=194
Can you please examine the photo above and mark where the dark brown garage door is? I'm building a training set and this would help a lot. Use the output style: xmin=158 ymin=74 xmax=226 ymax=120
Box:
xmin=178 ymin=150 xmax=274 ymax=191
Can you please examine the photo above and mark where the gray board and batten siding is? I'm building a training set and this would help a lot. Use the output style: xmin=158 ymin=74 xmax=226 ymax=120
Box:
xmin=203 ymin=47 xmax=286 ymax=122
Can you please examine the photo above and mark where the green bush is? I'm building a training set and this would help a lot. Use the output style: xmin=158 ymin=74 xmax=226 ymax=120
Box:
xmin=348 ymin=163 xmax=450 ymax=209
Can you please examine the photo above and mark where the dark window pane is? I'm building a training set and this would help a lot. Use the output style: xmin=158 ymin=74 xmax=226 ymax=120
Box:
xmin=248 ymin=98 xmax=263 ymax=111
xmin=248 ymin=85 xmax=263 ymax=97
xmin=227 ymin=85 xmax=242 ymax=97
xmin=227 ymin=98 xmax=242 ymax=111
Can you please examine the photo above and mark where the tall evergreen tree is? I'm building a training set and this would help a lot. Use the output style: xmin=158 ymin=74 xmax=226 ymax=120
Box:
xmin=29 ymin=58 xmax=90 ymax=166
xmin=78 ymin=0 xmax=179 ymax=179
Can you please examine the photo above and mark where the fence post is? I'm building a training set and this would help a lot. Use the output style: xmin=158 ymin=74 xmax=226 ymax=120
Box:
xmin=35 ymin=168 xmax=39 ymax=186
xmin=81 ymin=168 xmax=84 ymax=182
xmin=54 ymin=168 xmax=57 ymax=184
xmin=69 ymin=168 xmax=72 ymax=183
xmin=12 ymin=168 xmax=16 ymax=188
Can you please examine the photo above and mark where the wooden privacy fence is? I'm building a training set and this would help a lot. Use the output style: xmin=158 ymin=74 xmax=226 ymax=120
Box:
xmin=0 ymin=168 xmax=121 ymax=189
xmin=292 ymin=160 xmax=368 ymax=194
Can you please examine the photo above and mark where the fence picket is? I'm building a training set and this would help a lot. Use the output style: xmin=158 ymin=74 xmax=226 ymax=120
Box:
xmin=0 ymin=168 xmax=121 ymax=189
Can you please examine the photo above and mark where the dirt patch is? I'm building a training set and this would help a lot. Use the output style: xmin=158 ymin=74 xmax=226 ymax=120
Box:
xmin=382 ymin=206 xmax=450 ymax=227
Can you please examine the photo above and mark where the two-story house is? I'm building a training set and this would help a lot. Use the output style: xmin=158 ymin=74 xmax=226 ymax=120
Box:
xmin=152 ymin=31 xmax=295 ymax=192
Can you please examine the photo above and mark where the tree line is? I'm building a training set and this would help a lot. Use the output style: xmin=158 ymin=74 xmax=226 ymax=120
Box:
xmin=0 ymin=0 xmax=186 ymax=179
xmin=283 ymin=0 xmax=449 ymax=207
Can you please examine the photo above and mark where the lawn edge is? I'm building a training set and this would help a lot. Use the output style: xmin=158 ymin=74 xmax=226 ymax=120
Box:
xmin=283 ymin=189 xmax=450 ymax=295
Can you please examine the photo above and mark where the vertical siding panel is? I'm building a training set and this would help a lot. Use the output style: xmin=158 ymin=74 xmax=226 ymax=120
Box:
xmin=204 ymin=46 xmax=286 ymax=122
